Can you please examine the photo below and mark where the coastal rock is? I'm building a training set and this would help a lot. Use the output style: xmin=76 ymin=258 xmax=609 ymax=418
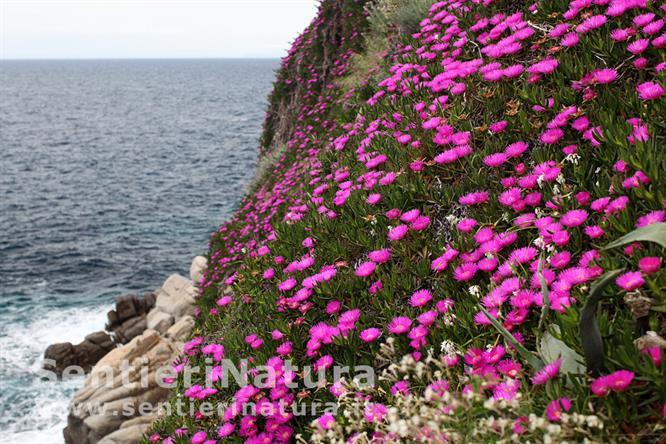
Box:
xmin=165 ymin=315 xmax=194 ymax=342
xmin=44 ymin=331 xmax=115 ymax=375
xmin=64 ymin=329 xmax=178 ymax=444
xmin=62 ymin=259 xmax=201 ymax=443
xmin=146 ymin=309 xmax=174 ymax=334
xmin=112 ymin=316 xmax=147 ymax=344
xmin=154 ymin=274 xmax=196 ymax=319
xmin=189 ymin=255 xmax=207 ymax=283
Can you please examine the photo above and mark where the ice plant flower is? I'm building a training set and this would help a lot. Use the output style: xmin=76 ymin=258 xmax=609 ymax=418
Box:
xmin=616 ymin=271 xmax=645 ymax=291
xmin=410 ymin=289 xmax=433 ymax=307
xmin=637 ymin=81 xmax=664 ymax=100
xmin=532 ymin=358 xmax=561 ymax=385
xmin=360 ymin=328 xmax=382 ymax=342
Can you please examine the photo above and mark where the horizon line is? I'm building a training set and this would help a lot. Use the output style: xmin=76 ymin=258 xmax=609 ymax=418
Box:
xmin=0 ymin=56 xmax=283 ymax=62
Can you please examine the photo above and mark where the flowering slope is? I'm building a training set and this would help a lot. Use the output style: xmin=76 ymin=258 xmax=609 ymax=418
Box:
xmin=149 ymin=0 xmax=666 ymax=442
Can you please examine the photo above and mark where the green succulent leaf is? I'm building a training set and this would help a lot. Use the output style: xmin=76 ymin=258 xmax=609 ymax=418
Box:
xmin=603 ymin=223 xmax=666 ymax=250
xmin=579 ymin=269 xmax=623 ymax=374
xmin=480 ymin=306 xmax=543 ymax=370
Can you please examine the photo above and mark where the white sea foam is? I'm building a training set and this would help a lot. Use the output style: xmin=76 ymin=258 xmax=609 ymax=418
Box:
xmin=0 ymin=304 xmax=110 ymax=444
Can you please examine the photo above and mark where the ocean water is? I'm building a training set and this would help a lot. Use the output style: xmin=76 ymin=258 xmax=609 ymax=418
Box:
xmin=0 ymin=59 xmax=278 ymax=442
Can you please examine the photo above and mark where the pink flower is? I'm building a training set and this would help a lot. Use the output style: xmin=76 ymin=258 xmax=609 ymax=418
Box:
xmin=509 ymin=247 xmax=538 ymax=265
xmin=532 ymin=358 xmax=561 ymax=385
xmin=388 ymin=224 xmax=409 ymax=241
xmin=609 ymin=370 xmax=635 ymax=391
xmin=636 ymin=210 xmax=664 ymax=227
xmin=218 ymin=423 xmax=235 ymax=438
xmin=489 ymin=120 xmax=508 ymax=133
xmin=410 ymin=289 xmax=433 ymax=307
xmin=391 ymin=380 xmax=410 ymax=396
xmin=484 ymin=152 xmax=508 ymax=167
xmin=368 ymin=248 xmax=391 ymax=263
xmin=560 ymin=209 xmax=588 ymax=227
xmin=400 ymin=209 xmax=420 ymax=223
xmin=592 ymin=68 xmax=617 ymax=84
xmin=367 ymin=193 xmax=381 ymax=204
xmin=546 ymin=398 xmax=572 ymax=422
xmin=561 ymin=32 xmax=579 ymax=47
xmin=317 ymin=413 xmax=336 ymax=430
xmin=540 ymin=128 xmax=564 ymax=145
xmin=457 ymin=218 xmax=478 ymax=232
xmin=505 ymin=141 xmax=528 ymax=157
xmin=636 ymin=81 xmax=664 ymax=100
xmin=616 ymin=271 xmax=645 ymax=291
xmin=388 ymin=316 xmax=412 ymax=334
xmin=459 ymin=191 xmax=489 ymax=206
xmin=360 ymin=327 xmax=382 ymax=342
xmin=410 ymin=216 xmax=430 ymax=231
xmin=454 ymin=262 xmax=478 ymax=281
xmin=314 ymin=355 xmax=333 ymax=371
xmin=584 ymin=225 xmax=605 ymax=238
xmin=191 ymin=432 xmax=207 ymax=444
xmin=576 ymin=15 xmax=607 ymax=33
xmin=364 ymin=403 xmax=388 ymax=423
xmin=355 ymin=261 xmax=376 ymax=277
xmin=627 ymin=39 xmax=650 ymax=54
xmin=528 ymin=58 xmax=559 ymax=74
xmin=638 ymin=256 xmax=661 ymax=275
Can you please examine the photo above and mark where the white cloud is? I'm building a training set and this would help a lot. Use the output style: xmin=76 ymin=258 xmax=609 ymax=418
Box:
xmin=0 ymin=0 xmax=319 ymax=59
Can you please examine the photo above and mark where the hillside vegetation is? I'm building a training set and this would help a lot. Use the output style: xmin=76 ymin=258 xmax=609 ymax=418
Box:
xmin=149 ymin=0 xmax=666 ymax=442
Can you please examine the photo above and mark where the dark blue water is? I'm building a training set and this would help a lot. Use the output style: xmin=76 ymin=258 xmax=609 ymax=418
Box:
xmin=0 ymin=59 xmax=278 ymax=442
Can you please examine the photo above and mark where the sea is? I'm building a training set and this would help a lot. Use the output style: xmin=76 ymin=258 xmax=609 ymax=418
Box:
xmin=0 ymin=58 xmax=278 ymax=443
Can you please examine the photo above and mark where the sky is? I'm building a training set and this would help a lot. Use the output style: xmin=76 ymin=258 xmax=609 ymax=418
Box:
xmin=0 ymin=0 xmax=320 ymax=59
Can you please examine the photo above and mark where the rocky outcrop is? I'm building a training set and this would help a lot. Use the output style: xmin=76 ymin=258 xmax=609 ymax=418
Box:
xmin=107 ymin=293 xmax=156 ymax=344
xmin=44 ymin=331 xmax=115 ymax=374
xmin=61 ymin=256 xmax=207 ymax=444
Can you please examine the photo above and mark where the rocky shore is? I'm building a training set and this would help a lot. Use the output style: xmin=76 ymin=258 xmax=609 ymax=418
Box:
xmin=43 ymin=256 xmax=207 ymax=444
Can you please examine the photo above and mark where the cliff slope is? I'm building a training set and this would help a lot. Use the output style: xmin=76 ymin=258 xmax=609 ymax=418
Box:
xmin=149 ymin=0 xmax=666 ymax=442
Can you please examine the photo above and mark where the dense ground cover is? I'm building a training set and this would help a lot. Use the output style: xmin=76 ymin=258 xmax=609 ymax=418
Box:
xmin=149 ymin=0 xmax=666 ymax=442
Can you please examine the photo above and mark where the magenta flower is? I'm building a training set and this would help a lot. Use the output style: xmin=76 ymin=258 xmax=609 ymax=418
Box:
xmin=459 ymin=191 xmax=489 ymax=206
xmin=504 ymin=141 xmax=528 ymax=157
xmin=191 ymin=432 xmax=207 ymax=444
xmin=546 ymin=398 xmax=572 ymax=422
xmin=627 ymin=38 xmax=650 ymax=54
xmin=388 ymin=224 xmax=409 ymax=241
xmin=636 ymin=210 xmax=664 ymax=227
xmin=364 ymin=403 xmax=388 ymax=423
xmin=576 ymin=14 xmax=607 ymax=33
xmin=528 ymin=58 xmax=559 ymax=74
xmin=584 ymin=225 xmax=605 ymax=238
xmin=560 ymin=32 xmax=579 ymax=47
xmin=360 ymin=327 xmax=382 ymax=342
xmin=368 ymin=248 xmax=391 ymax=263
xmin=314 ymin=355 xmax=334 ymax=371
xmin=560 ymin=209 xmax=588 ymax=227
xmin=410 ymin=215 xmax=430 ymax=231
xmin=317 ymin=413 xmax=335 ymax=430
xmin=636 ymin=81 xmax=664 ymax=100
xmin=616 ymin=271 xmax=645 ymax=291
xmin=509 ymin=246 xmax=538 ymax=264
xmin=410 ymin=289 xmax=433 ymax=307
xmin=592 ymin=68 xmax=617 ymax=84
xmin=388 ymin=316 xmax=412 ymax=334
xmin=355 ymin=261 xmax=376 ymax=277
xmin=483 ymin=152 xmax=508 ymax=167
xmin=592 ymin=370 xmax=635 ymax=396
xmin=457 ymin=218 xmax=478 ymax=232
xmin=638 ymin=256 xmax=661 ymax=275
xmin=540 ymin=128 xmax=564 ymax=145
xmin=532 ymin=358 xmax=561 ymax=385
xmin=218 ymin=423 xmax=235 ymax=438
